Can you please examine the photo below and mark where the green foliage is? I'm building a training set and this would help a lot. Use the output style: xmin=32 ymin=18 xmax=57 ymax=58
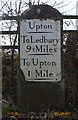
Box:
xmin=4 ymin=104 xmax=19 ymax=112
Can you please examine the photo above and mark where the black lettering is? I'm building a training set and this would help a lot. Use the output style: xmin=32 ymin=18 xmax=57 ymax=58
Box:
xmin=49 ymin=48 xmax=53 ymax=53
xmin=47 ymin=62 xmax=51 ymax=66
xmin=44 ymin=25 xmax=47 ymax=29
xmin=26 ymin=62 xmax=30 ymax=66
xmin=41 ymin=24 xmax=43 ymax=29
xmin=49 ymin=73 xmax=53 ymax=77
xmin=54 ymin=48 xmax=57 ymax=52
xmin=28 ymin=70 xmax=31 ymax=77
xmin=52 ymin=62 xmax=56 ymax=66
xmin=35 ymin=45 xmax=42 ymax=52
xmin=40 ymin=62 xmax=44 ymax=68
xmin=46 ymin=70 xmax=48 ymax=77
xmin=35 ymin=70 xmax=42 ymax=77
xmin=32 ymin=58 xmax=38 ymax=66
xmin=26 ymin=38 xmax=30 ymax=43
xmin=29 ymin=22 xmax=35 ymax=29
xmin=36 ymin=25 xmax=40 ymax=31
xmin=22 ymin=36 xmax=25 ymax=43
xmin=23 ymin=59 xmax=25 ymax=66
xmin=48 ymin=25 xmax=52 ymax=29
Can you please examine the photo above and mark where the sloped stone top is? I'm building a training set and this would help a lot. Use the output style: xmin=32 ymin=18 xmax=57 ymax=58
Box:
xmin=21 ymin=4 xmax=62 ymax=19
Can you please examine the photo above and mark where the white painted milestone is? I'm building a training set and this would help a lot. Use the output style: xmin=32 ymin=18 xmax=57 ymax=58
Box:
xmin=20 ymin=19 xmax=61 ymax=82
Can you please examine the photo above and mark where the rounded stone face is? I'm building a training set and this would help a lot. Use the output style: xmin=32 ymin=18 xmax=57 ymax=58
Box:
xmin=21 ymin=5 xmax=62 ymax=19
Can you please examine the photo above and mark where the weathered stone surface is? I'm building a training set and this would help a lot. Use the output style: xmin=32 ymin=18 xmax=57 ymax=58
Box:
xmin=16 ymin=5 xmax=65 ymax=113
xmin=21 ymin=5 xmax=62 ymax=19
